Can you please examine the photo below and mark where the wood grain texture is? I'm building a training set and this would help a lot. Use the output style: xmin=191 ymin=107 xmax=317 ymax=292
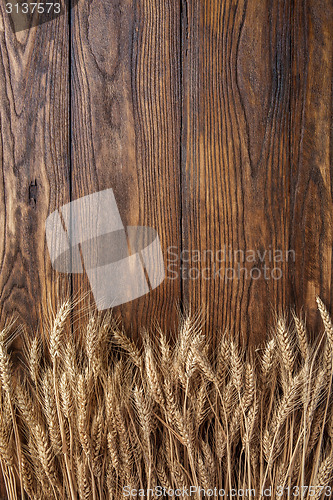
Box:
xmin=0 ymin=4 xmax=70 ymax=495
xmin=71 ymin=0 xmax=181 ymax=337
xmin=0 ymin=2 xmax=70 ymax=333
xmin=0 ymin=0 xmax=331 ymax=495
xmin=0 ymin=0 xmax=331 ymax=347
xmin=289 ymin=0 xmax=333 ymax=333
xmin=182 ymin=0 xmax=332 ymax=344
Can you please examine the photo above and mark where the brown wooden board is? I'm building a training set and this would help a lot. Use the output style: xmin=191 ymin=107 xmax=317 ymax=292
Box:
xmin=0 ymin=0 xmax=332 ymax=492
xmin=0 ymin=2 xmax=331 ymax=364
xmin=289 ymin=0 xmax=333 ymax=334
xmin=0 ymin=1 xmax=70 ymax=495
xmin=0 ymin=3 xmax=70 ymax=333
xmin=70 ymin=0 xmax=182 ymax=339
xmin=182 ymin=0 xmax=332 ymax=345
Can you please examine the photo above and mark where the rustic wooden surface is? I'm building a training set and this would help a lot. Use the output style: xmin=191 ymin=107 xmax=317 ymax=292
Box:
xmin=0 ymin=0 xmax=331 ymax=491
xmin=289 ymin=0 xmax=333 ymax=335
xmin=182 ymin=0 xmax=332 ymax=344
xmin=71 ymin=0 xmax=182 ymax=338
xmin=0 ymin=1 xmax=71 ymax=334
xmin=0 ymin=0 xmax=332 ymax=348
xmin=0 ymin=1 xmax=70 ymax=494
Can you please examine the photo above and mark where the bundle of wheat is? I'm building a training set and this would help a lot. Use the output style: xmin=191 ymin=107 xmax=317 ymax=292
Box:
xmin=0 ymin=297 xmax=332 ymax=499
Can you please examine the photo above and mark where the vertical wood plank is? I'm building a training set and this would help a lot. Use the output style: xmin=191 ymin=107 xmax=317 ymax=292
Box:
xmin=289 ymin=0 xmax=333 ymax=330
xmin=0 ymin=5 xmax=70 ymax=494
xmin=0 ymin=4 xmax=70 ymax=332
xmin=182 ymin=0 xmax=293 ymax=344
xmin=71 ymin=0 xmax=181 ymax=337
xmin=182 ymin=0 xmax=332 ymax=344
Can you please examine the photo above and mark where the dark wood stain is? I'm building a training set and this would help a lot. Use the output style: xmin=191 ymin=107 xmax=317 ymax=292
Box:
xmin=0 ymin=0 xmax=71 ymax=337
xmin=0 ymin=1 xmax=332 ymax=343
xmin=0 ymin=0 xmax=71 ymax=493
xmin=70 ymin=0 xmax=181 ymax=338
xmin=182 ymin=0 xmax=332 ymax=344
xmin=0 ymin=0 xmax=332 ymax=490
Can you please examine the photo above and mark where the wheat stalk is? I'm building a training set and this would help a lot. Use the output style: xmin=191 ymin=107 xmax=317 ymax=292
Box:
xmin=0 ymin=297 xmax=331 ymax=499
xmin=316 ymin=297 xmax=333 ymax=349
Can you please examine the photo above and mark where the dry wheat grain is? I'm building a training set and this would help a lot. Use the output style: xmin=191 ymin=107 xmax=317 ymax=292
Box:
xmin=0 ymin=298 xmax=332 ymax=499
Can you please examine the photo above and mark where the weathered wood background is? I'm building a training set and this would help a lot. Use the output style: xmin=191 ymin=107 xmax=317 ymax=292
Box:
xmin=0 ymin=0 xmax=332 ymax=351
xmin=0 ymin=1 xmax=331 ymax=496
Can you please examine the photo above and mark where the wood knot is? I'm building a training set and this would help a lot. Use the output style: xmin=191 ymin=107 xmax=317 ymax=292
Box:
xmin=29 ymin=179 xmax=38 ymax=206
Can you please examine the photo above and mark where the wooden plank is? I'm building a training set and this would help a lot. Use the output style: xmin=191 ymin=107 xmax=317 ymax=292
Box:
xmin=0 ymin=0 xmax=330 ymax=352
xmin=71 ymin=0 xmax=181 ymax=338
xmin=0 ymin=4 xmax=70 ymax=495
xmin=182 ymin=0 xmax=332 ymax=344
xmin=0 ymin=4 xmax=70 ymax=333
xmin=289 ymin=0 xmax=333 ymax=331
xmin=182 ymin=0 xmax=292 ymax=344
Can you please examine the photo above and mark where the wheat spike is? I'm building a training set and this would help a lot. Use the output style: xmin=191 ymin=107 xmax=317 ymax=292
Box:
xmin=59 ymin=371 xmax=73 ymax=420
xmin=230 ymin=340 xmax=243 ymax=392
xmin=76 ymin=454 xmax=91 ymax=500
xmin=0 ymin=298 xmax=332 ymax=498
xmin=314 ymin=455 xmax=333 ymax=498
xmin=276 ymin=317 xmax=295 ymax=375
xmin=292 ymin=312 xmax=309 ymax=359
xmin=49 ymin=300 xmax=71 ymax=361
xmin=0 ymin=410 xmax=13 ymax=467
xmin=317 ymin=296 xmax=333 ymax=349
xmin=0 ymin=337 xmax=12 ymax=396
xmin=29 ymin=336 xmax=40 ymax=388
xmin=77 ymin=374 xmax=91 ymax=459
xmin=145 ymin=346 xmax=165 ymax=406
xmin=242 ymin=361 xmax=255 ymax=411
xmin=42 ymin=369 xmax=62 ymax=455
xmin=261 ymin=338 xmax=276 ymax=386
xmin=112 ymin=327 xmax=142 ymax=368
